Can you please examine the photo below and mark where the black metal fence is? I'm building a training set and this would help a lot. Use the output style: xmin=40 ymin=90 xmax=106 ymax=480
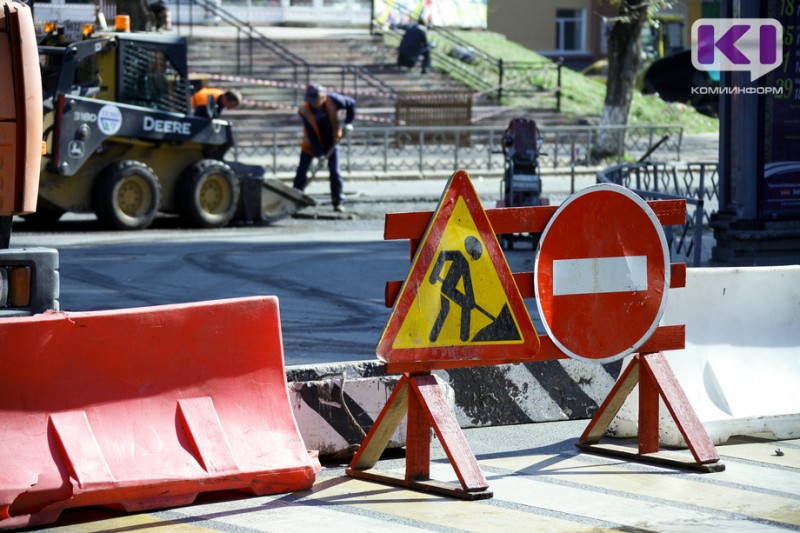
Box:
xmin=597 ymin=162 xmax=719 ymax=267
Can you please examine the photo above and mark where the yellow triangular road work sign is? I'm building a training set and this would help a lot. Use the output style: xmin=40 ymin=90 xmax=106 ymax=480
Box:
xmin=377 ymin=170 xmax=540 ymax=369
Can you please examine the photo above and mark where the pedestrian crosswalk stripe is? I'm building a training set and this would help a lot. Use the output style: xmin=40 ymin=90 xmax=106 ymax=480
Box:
xmin=45 ymin=512 xmax=216 ymax=532
xmin=482 ymin=453 xmax=800 ymax=526
xmin=718 ymin=439 xmax=800 ymax=469
xmin=305 ymin=474 xmax=605 ymax=532
xmin=428 ymin=463 xmax=744 ymax=532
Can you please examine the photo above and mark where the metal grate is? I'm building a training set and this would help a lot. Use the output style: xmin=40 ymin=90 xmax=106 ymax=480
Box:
xmin=119 ymin=44 xmax=191 ymax=114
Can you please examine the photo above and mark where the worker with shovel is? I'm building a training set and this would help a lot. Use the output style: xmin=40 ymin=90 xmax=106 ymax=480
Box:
xmin=293 ymin=84 xmax=356 ymax=212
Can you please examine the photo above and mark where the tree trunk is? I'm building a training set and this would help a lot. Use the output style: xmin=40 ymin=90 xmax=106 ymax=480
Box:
xmin=594 ymin=0 xmax=650 ymax=159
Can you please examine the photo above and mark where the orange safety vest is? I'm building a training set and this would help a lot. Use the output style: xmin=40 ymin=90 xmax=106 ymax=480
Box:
xmin=191 ymin=87 xmax=223 ymax=109
xmin=298 ymin=98 xmax=340 ymax=156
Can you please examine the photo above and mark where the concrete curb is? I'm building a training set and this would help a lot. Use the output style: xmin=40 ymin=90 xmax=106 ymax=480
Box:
xmin=286 ymin=359 xmax=622 ymax=458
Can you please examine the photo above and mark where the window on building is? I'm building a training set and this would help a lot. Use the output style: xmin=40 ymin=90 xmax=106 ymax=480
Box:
xmin=555 ymin=8 xmax=586 ymax=52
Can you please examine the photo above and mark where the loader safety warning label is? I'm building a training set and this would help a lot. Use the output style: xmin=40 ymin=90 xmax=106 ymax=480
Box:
xmin=97 ymin=105 xmax=122 ymax=136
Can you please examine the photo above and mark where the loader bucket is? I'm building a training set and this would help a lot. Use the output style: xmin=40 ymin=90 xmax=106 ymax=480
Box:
xmin=0 ymin=296 xmax=320 ymax=530
xmin=239 ymin=173 xmax=316 ymax=224
xmin=262 ymin=178 xmax=317 ymax=221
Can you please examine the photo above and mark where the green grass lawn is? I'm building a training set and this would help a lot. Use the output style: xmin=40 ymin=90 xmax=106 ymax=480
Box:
xmin=445 ymin=31 xmax=719 ymax=134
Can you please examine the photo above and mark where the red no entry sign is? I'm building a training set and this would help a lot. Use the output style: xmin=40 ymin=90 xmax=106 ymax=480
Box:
xmin=534 ymin=184 xmax=670 ymax=363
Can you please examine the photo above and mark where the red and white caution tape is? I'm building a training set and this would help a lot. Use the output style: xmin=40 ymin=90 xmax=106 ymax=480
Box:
xmin=241 ymin=98 xmax=396 ymax=124
xmin=192 ymin=72 xmax=398 ymax=100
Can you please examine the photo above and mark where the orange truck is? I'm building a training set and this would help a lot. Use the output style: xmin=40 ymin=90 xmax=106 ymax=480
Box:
xmin=0 ymin=0 xmax=58 ymax=317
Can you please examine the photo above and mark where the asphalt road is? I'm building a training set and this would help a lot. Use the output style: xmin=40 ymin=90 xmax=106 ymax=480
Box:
xmin=11 ymin=218 xmax=399 ymax=366
xmin=8 ymin=176 xmax=546 ymax=366
xmin=7 ymin=175 xmax=800 ymax=533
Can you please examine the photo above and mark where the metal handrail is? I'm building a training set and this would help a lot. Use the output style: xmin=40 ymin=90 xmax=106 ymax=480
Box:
xmin=374 ymin=2 xmax=561 ymax=106
xmin=181 ymin=0 xmax=306 ymax=66
xmin=179 ymin=0 xmax=393 ymax=97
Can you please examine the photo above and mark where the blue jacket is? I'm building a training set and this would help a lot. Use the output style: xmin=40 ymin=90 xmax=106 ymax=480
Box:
xmin=398 ymin=23 xmax=429 ymax=58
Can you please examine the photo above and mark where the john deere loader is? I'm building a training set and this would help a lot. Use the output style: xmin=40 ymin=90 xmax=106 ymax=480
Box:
xmin=34 ymin=29 xmax=312 ymax=229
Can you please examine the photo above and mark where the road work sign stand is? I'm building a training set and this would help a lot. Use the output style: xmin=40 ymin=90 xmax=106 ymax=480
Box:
xmin=347 ymin=170 xmax=541 ymax=499
xmin=535 ymin=185 xmax=723 ymax=472
xmin=577 ymin=352 xmax=724 ymax=472
xmin=348 ymin=173 xmax=722 ymax=500
xmin=347 ymin=372 xmax=492 ymax=499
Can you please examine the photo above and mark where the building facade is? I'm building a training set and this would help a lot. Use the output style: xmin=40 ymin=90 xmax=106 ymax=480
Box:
xmin=486 ymin=1 xmax=718 ymax=69
xmin=487 ymin=0 xmax=616 ymax=68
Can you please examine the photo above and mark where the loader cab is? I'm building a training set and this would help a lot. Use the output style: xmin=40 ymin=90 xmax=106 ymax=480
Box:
xmin=40 ymin=32 xmax=193 ymax=115
xmin=109 ymin=33 xmax=192 ymax=114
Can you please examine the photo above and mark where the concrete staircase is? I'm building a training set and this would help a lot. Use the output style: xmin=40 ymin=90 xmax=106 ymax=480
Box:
xmin=185 ymin=26 xmax=571 ymax=132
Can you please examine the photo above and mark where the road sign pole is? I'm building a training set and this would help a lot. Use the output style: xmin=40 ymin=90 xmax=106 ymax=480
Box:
xmin=406 ymin=376 xmax=432 ymax=480
xmin=639 ymin=358 xmax=661 ymax=454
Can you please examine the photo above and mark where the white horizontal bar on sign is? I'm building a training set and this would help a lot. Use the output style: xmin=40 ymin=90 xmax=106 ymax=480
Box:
xmin=553 ymin=256 xmax=647 ymax=296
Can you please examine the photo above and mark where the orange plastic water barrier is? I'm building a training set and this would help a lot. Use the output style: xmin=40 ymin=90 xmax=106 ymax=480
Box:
xmin=0 ymin=296 xmax=320 ymax=530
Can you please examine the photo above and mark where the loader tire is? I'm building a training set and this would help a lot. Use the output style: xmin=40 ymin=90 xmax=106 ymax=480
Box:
xmin=176 ymin=160 xmax=240 ymax=228
xmin=93 ymin=161 xmax=161 ymax=230
xmin=22 ymin=209 xmax=64 ymax=228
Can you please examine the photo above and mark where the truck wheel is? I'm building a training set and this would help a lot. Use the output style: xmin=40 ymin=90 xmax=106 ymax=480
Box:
xmin=177 ymin=160 xmax=239 ymax=228
xmin=93 ymin=161 xmax=161 ymax=230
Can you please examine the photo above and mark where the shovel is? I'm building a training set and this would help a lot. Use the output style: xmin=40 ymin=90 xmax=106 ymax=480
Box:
xmin=305 ymin=124 xmax=353 ymax=187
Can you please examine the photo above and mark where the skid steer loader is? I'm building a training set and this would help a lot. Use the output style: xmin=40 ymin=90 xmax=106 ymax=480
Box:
xmin=33 ymin=28 xmax=312 ymax=230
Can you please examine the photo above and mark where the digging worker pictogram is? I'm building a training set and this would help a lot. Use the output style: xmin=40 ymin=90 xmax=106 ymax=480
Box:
xmin=428 ymin=235 xmax=523 ymax=344
xmin=428 ymin=236 xmax=481 ymax=342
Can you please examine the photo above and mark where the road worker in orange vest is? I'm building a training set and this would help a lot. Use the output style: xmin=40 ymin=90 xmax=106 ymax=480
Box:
xmin=192 ymin=88 xmax=242 ymax=118
xmin=292 ymin=84 xmax=356 ymax=212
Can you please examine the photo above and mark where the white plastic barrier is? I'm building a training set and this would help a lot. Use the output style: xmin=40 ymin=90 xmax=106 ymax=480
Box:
xmin=609 ymin=265 xmax=800 ymax=446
